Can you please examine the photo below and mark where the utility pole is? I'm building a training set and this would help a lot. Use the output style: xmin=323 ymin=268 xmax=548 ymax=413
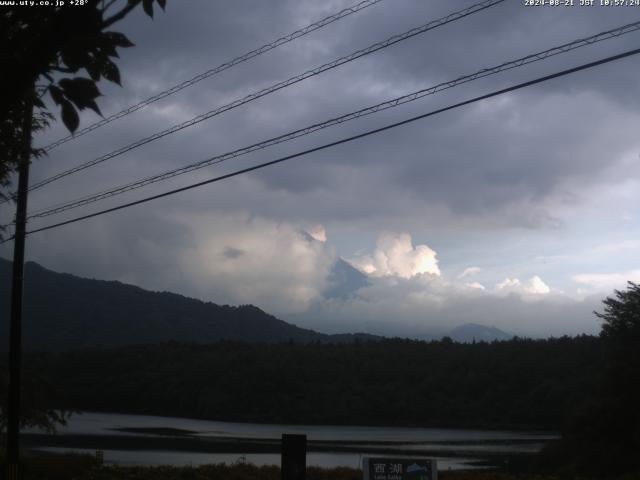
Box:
xmin=7 ymin=98 xmax=34 ymax=480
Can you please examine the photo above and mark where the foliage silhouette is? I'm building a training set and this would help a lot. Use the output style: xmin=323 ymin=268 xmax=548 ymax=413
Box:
xmin=545 ymin=282 xmax=640 ymax=476
xmin=0 ymin=0 xmax=166 ymax=203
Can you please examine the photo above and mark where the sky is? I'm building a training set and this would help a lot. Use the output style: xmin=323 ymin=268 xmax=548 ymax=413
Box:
xmin=2 ymin=0 xmax=640 ymax=338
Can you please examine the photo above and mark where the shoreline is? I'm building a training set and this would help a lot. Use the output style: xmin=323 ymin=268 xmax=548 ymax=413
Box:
xmin=24 ymin=433 xmax=540 ymax=457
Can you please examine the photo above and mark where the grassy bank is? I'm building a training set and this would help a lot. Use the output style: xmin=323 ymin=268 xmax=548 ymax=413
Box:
xmin=0 ymin=460 xmax=556 ymax=480
xmin=5 ymin=453 xmax=635 ymax=480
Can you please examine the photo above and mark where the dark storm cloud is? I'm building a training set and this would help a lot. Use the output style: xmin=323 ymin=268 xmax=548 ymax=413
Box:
xmin=22 ymin=0 xmax=640 ymax=229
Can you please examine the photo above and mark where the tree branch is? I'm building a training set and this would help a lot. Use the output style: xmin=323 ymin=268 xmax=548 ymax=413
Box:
xmin=102 ymin=1 xmax=138 ymax=28
xmin=36 ymin=81 xmax=53 ymax=99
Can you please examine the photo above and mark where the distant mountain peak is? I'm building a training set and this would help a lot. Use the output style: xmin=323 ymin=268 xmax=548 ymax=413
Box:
xmin=324 ymin=257 xmax=370 ymax=299
xmin=447 ymin=323 xmax=512 ymax=343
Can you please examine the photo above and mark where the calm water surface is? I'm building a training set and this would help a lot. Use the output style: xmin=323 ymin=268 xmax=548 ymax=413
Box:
xmin=29 ymin=411 xmax=558 ymax=470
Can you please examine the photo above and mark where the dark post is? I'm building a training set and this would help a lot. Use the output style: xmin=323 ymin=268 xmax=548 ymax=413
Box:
xmin=281 ymin=434 xmax=306 ymax=480
xmin=7 ymin=98 xmax=34 ymax=480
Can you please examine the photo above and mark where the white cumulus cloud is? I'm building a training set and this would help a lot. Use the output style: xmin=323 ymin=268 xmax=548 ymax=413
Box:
xmin=495 ymin=276 xmax=550 ymax=295
xmin=526 ymin=276 xmax=552 ymax=294
xmin=351 ymin=232 xmax=440 ymax=279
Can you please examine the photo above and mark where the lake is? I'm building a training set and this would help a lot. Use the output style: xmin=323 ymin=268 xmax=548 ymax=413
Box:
xmin=26 ymin=411 xmax=558 ymax=471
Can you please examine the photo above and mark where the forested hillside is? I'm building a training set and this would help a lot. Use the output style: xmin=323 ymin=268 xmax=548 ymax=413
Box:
xmin=0 ymin=259 xmax=375 ymax=349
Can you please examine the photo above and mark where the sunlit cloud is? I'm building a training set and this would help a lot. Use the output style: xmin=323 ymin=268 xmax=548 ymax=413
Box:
xmin=495 ymin=276 xmax=551 ymax=295
xmin=351 ymin=232 xmax=440 ymax=279
xmin=177 ymin=214 xmax=336 ymax=315
xmin=307 ymin=224 xmax=327 ymax=243
xmin=465 ymin=281 xmax=486 ymax=291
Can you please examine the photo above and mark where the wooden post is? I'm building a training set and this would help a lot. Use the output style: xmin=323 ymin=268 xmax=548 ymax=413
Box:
xmin=281 ymin=434 xmax=306 ymax=480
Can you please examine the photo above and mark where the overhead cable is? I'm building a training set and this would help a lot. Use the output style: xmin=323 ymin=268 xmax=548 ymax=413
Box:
xmin=27 ymin=0 xmax=505 ymax=193
xmin=26 ymin=20 xmax=640 ymax=219
xmin=41 ymin=0 xmax=386 ymax=152
xmin=12 ymin=46 xmax=640 ymax=240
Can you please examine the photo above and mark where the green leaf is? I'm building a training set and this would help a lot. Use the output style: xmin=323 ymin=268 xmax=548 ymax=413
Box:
xmin=142 ymin=0 xmax=154 ymax=17
xmin=60 ymin=99 xmax=79 ymax=133
xmin=156 ymin=0 xmax=166 ymax=10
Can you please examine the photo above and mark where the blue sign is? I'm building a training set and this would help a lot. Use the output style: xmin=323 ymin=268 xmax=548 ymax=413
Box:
xmin=363 ymin=457 xmax=437 ymax=480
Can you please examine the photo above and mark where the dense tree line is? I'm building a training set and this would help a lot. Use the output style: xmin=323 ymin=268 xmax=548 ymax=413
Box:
xmin=18 ymin=335 xmax=602 ymax=431
xmin=545 ymin=283 xmax=640 ymax=476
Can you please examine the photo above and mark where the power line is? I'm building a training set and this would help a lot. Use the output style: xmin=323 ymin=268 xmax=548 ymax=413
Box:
xmin=14 ymin=46 xmax=640 ymax=241
xmin=25 ymin=20 xmax=640 ymax=219
xmin=41 ymin=0 xmax=385 ymax=152
xmin=26 ymin=0 xmax=505 ymax=193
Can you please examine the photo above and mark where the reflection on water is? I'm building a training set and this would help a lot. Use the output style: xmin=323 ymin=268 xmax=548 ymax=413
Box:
xmin=41 ymin=411 xmax=556 ymax=443
xmin=26 ymin=411 xmax=558 ymax=471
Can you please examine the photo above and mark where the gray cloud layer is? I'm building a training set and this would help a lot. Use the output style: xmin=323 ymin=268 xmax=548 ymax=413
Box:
xmin=2 ymin=0 xmax=639 ymax=337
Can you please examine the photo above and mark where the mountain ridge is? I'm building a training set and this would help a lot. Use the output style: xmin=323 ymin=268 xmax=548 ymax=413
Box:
xmin=448 ymin=322 xmax=512 ymax=343
xmin=0 ymin=258 xmax=378 ymax=351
